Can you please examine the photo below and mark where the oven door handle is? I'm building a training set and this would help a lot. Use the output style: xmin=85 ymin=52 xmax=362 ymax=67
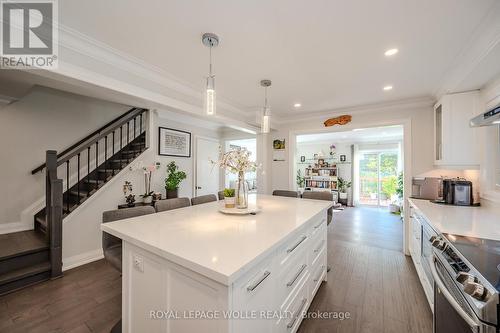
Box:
xmin=430 ymin=255 xmax=480 ymax=330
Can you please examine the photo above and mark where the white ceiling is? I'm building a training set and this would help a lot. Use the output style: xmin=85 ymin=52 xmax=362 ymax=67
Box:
xmin=58 ymin=1 xmax=498 ymax=116
xmin=296 ymin=125 xmax=403 ymax=144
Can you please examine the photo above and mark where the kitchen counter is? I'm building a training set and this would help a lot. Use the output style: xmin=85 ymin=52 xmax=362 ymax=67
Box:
xmin=408 ymin=198 xmax=500 ymax=241
xmin=101 ymin=194 xmax=332 ymax=285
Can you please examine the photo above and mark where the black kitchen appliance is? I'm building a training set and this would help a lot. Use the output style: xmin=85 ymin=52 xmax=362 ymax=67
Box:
xmin=441 ymin=178 xmax=475 ymax=206
xmin=430 ymin=234 xmax=500 ymax=333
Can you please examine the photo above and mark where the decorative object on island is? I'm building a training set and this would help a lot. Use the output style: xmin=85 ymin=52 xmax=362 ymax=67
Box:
xmin=125 ymin=194 xmax=136 ymax=207
xmin=223 ymin=188 xmax=235 ymax=208
xmin=158 ymin=127 xmax=191 ymax=157
xmin=337 ymin=177 xmax=352 ymax=201
xmin=165 ymin=161 xmax=187 ymax=199
xmin=323 ymin=114 xmax=352 ymax=127
xmin=211 ymin=148 xmax=259 ymax=209
xmin=296 ymin=169 xmax=305 ymax=189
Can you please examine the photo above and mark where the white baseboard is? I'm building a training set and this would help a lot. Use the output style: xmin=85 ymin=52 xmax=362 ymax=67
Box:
xmin=63 ymin=248 xmax=104 ymax=271
xmin=0 ymin=221 xmax=32 ymax=234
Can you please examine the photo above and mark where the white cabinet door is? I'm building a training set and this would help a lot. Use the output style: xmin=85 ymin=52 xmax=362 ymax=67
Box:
xmin=434 ymin=91 xmax=480 ymax=167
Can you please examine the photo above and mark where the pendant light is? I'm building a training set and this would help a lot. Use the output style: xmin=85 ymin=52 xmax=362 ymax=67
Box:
xmin=260 ymin=79 xmax=272 ymax=133
xmin=202 ymin=33 xmax=219 ymax=116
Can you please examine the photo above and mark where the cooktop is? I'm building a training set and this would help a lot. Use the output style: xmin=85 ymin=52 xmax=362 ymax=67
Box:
xmin=443 ymin=233 xmax=500 ymax=292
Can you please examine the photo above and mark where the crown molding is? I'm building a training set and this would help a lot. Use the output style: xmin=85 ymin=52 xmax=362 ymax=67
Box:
xmin=434 ymin=2 xmax=500 ymax=99
xmin=51 ymin=24 xmax=253 ymax=121
xmin=274 ymin=96 xmax=434 ymax=125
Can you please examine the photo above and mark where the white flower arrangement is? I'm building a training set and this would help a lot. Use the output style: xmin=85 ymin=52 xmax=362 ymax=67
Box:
xmin=211 ymin=147 xmax=259 ymax=175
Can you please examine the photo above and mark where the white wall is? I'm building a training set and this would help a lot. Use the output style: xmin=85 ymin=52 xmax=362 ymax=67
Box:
xmin=269 ymin=105 xmax=435 ymax=192
xmin=0 ymin=86 xmax=129 ymax=231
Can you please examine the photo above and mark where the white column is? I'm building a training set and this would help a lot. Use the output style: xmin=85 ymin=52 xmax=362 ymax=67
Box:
xmin=256 ymin=133 xmax=271 ymax=194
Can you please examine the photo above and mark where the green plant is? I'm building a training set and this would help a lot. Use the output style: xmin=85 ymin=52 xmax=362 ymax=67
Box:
xmin=337 ymin=177 xmax=352 ymax=193
xmin=223 ymin=188 xmax=235 ymax=197
xmin=381 ymin=176 xmax=397 ymax=198
xmin=165 ymin=161 xmax=187 ymax=191
xmin=396 ymin=172 xmax=404 ymax=199
xmin=296 ymin=169 xmax=305 ymax=188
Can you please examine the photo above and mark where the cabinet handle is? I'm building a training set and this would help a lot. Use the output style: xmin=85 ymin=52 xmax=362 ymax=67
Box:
xmin=313 ymin=220 xmax=325 ymax=229
xmin=313 ymin=265 xmax=326 ymax=282
xmin=287 ymin=236 xmax=307 ymax=253
xmin=286 ymin=298 xmax=308 ymax=329
xmin=246 ymin=271 xmax=271 ymax=292
xmin=314 ymin=240 xmax=325 ymax=253
xmin=286 ymin=264 xmax=307 ymax=287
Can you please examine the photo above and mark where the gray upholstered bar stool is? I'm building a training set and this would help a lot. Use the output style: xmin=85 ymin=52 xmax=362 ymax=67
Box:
xmin=217 ymin=191 xmax=224 ymax=201
xmin=191 ymin=194 xmax=217 ymax=205
xmin=101 ymin=205 xmax=155 ymax=333
xmin=155 ymin=197 xmax=191 ymax=212
xmin=272 ymin=190 xmax=299 ymax=198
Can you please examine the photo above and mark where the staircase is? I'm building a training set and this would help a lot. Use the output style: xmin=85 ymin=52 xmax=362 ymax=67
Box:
xmin=0 ymin=108 xmax=148 ymax=295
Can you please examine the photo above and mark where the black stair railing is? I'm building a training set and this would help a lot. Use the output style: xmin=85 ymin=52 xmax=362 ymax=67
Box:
xmin=45 ymin=150 xmax=63 ymax=278
xmin=34 ymin=108 xmax=149 ymax=272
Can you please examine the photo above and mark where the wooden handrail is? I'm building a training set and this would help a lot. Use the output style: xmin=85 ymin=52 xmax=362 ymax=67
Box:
xmin=31 ymin=108 xmax=147 ymax=174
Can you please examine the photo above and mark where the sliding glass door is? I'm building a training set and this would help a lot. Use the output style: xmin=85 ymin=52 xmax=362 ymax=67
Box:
xmin=358 ymin=151 xmax=399 ymax=206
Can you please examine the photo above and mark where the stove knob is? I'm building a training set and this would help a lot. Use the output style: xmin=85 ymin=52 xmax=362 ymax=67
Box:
xmin=463 ymin=281 xmax=489 ymax=301
xmin=431 ymin=238 xmax=442 ymax=248
xmin=456 ymin=272 xmax=476 ymax=285
xmin=429 ymin=235 xmax=437 ymax=243
xmin=434 ymin=240 xmax=447 ymax=251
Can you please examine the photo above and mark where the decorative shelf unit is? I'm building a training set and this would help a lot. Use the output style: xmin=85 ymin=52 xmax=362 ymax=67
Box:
xmin=304 ymin=166 xmax=338 ymax=191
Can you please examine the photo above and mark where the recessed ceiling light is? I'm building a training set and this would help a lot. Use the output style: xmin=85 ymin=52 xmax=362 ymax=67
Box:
xmin=293 ymin=103 xmax=301 ymax=108
xmin=384 ymin=48 xmax=398 ymax=56
xmin=383 ymin=85 xmax=393 ymax=91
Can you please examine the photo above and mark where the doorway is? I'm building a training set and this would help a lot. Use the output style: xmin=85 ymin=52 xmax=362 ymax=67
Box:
xmin=195 ymin=137 xmax=220 ymax=196
xmin=358 ymin=148 xmax=401 ymax=206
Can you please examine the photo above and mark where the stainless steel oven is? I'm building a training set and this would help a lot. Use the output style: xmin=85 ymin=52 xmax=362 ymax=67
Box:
xmin=431 ymin=254 xmax=497 ymax=333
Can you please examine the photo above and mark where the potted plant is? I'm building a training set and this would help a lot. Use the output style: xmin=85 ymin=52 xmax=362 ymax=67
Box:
xmin=165 ymin=161 xmax=187 ymax=199
xmin=223 ymin=188 xmax=236 ymax=208
xmin=141 ymin=163 xmax=161 ymax=204
xmin=296 ymin=169 xmax=305 ymax=190
xmin=337 ymin=177 xmax=352 ymax=200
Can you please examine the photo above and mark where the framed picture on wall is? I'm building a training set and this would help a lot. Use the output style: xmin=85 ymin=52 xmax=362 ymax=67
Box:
xmin=158 ymin=127 xmax=191 ymax=157
xmin=340 ymin=154 xmax=346 ymax=162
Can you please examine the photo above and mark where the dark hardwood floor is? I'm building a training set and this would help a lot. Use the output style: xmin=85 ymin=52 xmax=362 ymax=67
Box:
xmin=298 ymin=206 xmax=433 ymax=333
xmin=0 ymin=206 xmax=432 ymax=333
xmin=0 ymin=260 xmax=121 ymax=333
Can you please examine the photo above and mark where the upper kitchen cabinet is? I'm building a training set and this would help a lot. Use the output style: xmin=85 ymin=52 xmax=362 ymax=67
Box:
xmin=434 ymin=91 xmax=481 ymax=168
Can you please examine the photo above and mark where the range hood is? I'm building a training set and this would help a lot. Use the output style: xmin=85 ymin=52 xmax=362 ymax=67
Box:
xmin=470 ymin=105 xmax=500 ymax=127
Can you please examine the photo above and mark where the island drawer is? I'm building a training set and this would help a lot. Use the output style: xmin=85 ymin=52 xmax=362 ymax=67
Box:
xmin=276 ymin=228 xmax=310 ymax=268
xmin=274 ymin=273 xmax=310 ymax=333
xmin=310 ymin=228 xmax=326 ymax=267
xmin=308 ymin=214 xmax=327 ymax=238
xmin=309 ymin=249 xmax=326 ymax=299
xmin=277 ymin=244 xmax=309 ymax=311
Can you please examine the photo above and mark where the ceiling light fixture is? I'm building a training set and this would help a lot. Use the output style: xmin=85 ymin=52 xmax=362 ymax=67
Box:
xmin=384 ymin=48 xmax=398 ymax=56
xmin=202 ymin=33 xmax=219 ymax=116
xmin=294 ymin=103 xmax=302 ymax=108
xmin=260 ymin=79 xmax=272 ymax=134
xmin=383 ymin=85 xmax=393 ymax=91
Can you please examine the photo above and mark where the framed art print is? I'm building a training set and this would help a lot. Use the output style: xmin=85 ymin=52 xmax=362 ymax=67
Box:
xmin=158 ymin=127 xmax=191 ymax=157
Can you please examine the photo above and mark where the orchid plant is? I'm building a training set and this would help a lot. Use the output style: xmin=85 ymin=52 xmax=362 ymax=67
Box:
xmin=130 ymin=161 xmax=161 ymax=198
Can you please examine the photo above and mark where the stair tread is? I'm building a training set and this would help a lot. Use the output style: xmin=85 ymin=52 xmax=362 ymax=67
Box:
xmin=69 ymin=190 xmax=87 ymax=197
xmin=83 ymin=179 xmax=104 ymax=184
xmin=0 ymin=230 xmax=48 ymax=261
xmin=0 ymin=261 xmax=51 ymax=285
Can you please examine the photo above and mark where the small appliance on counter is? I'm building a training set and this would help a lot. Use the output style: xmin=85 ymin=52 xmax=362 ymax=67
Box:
xmin=433 ymin=178 xmax=480 ymax=206
xmin=411 ymin=177 xmax=442 ymax=200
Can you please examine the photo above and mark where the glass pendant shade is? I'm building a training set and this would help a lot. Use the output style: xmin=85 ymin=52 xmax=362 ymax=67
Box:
xmin=261 ymin=106 xmax=271 ymax=133
xmin=205 ymin=76 xmax=216 ymax=116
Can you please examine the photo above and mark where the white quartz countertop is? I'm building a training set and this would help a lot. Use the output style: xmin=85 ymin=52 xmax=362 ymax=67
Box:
xmin=408 ymin=198 xmax=500 ymax=241
xmin=101 ymin=194 xmax=332 ymax=285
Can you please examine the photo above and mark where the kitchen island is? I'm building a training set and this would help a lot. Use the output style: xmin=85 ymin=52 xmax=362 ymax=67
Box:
xmin=101 ymin=194 xmax=332 ymax=333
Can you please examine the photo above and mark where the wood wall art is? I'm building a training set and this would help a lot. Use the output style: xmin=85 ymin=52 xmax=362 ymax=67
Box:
xmin=324 ymin=115 xmax=352 ymax=127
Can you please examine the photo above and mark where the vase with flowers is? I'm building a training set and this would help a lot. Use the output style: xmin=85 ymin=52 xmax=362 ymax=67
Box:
xmin=212 ymin=148 xmax=258 ymax=209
